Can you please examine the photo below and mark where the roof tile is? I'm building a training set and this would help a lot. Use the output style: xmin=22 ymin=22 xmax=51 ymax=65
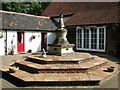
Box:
xmin=1 ymin=10 xmax=57 ymax=31
xmin=42 ymin=2 xmax=119 ymax=25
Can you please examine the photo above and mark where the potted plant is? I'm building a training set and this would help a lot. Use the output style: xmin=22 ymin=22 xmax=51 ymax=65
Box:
xmin=9 ymin=39 xmax=16 ymax=55
xmin=10 ymin=48 xmax=15 ymax=55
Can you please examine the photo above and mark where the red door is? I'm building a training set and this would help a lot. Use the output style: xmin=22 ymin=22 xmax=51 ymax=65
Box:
xmin=17 ymin=32 xmax=24 ymax=53
xmin=41 ymin=33 xmax=47 ymax=51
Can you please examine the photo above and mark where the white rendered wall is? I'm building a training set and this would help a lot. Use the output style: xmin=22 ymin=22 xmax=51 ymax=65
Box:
xmin=0 ymin=31 xmax=5 ymax=56
xmin=7 ymin=31 xmax=17 ymax=54
xmin=47 ymin=32 xmax=56 ymax=50
xmin=2 ymin=31 xmax=56 ymax=55
xmin=25 ymin=31 xmax=41 ymax=53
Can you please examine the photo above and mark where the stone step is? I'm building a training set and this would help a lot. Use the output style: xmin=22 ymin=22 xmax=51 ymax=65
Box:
xmin=15 ymin=58 xmax=107 ymax=73
xmin=1 ymin=56 xmax=118 ymax=87
xmin=27 ymin=55 xmax=94 ymax=64
xmin=1 ymin=68 xmax=101 ymax=86
xmin=1 ymin=63 xmax=117 ymax=87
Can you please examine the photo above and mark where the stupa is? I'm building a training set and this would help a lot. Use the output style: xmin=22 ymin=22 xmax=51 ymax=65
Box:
xmin=48 ymin=14 xmax=75 ymax=55
xmin=1 ymin=14 xmax=117 ymax=88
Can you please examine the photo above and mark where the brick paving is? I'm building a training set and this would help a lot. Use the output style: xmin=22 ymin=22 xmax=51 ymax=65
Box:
xmin=15 ymin=59 xmax=107 ymax=70
xmin=0 ymin=52 xmax=120 ymax=88
xmin=15 ymin=56 xmax=107 ymax=73
xmin=27 ymin=52 xmax=92 ymax=62
xmin=0 ymin=54 xmax=29 ymax=69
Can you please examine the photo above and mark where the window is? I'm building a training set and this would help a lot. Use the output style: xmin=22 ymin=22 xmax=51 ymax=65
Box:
xmin=18 ymin=32 xmax=23 ymax=43
xmin=76 ymin=26 xmax=106 ymax=52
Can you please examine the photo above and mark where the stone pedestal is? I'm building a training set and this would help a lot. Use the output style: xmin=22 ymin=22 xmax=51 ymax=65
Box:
xmin=48 ymin=44 xmax=74 ymax=56
xmin=48 ymin=14 xmax=74 ymax=56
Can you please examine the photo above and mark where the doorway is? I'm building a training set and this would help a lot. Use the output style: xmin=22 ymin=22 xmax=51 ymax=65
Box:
xmin=41 ymin=33 xmax=47 ymax=51
xmin=17 ymin=32 xmax=24 ymax=53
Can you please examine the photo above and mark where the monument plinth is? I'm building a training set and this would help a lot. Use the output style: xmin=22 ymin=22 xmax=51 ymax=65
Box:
xmin=48 ymin=14 xmax=74 ymax=55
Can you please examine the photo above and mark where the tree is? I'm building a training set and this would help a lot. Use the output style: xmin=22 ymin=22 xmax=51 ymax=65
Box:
xmin=2 ymin=1 xmax=50 ymax=15
xmin=41 ymin=2 xmax=50 ymax=12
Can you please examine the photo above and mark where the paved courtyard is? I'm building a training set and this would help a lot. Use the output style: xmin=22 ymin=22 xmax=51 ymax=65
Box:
xmin=0 ymin=52 xmax=120 ymax=88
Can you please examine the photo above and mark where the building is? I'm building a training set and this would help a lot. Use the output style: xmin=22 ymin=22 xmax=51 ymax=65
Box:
xmin=42 ymin=2 xmax=120 ymax=55
xmin=0 ymin=10 xmax=57 ymax=56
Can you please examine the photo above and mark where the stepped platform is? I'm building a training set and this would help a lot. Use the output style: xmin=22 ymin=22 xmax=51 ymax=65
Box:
xmin=1 ymin=52 xmax=119 ymax=87
xmin=15 ymin=58 xmax=107 ymax=73
xmin=27 ymin=53 xmax=94 ymax=64
xmin=1 ymin=62 xmax=118 ymax=87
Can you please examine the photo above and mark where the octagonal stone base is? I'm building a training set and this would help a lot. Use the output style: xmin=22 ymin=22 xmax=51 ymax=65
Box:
xmin=48 ymin=44 xmax=75 ymax=56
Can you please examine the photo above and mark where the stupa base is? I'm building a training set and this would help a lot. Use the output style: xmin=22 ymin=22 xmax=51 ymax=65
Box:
xmin=48 ymin=44 xmax=74 ymax=56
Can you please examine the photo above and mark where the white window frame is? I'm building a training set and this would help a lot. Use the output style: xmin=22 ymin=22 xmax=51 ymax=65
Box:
xmin=76 ymin=26 xmax=106 ymax=52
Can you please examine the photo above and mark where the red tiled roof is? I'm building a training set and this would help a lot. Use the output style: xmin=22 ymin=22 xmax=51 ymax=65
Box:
xmin=42 ymin=2 xmax=79 ymax=17
xmin=42 ymin=2 xmax=119 ymax=25
xmin=65 ymin=8 xmax=119 ymax=26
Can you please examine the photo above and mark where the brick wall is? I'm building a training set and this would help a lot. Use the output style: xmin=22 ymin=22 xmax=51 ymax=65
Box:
xmin=106 ymin=26 xmax=120 ymax=56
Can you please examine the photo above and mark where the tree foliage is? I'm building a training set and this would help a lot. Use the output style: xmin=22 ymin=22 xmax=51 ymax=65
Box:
xmin=2 ymin=1 xmax=50 ymax=15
